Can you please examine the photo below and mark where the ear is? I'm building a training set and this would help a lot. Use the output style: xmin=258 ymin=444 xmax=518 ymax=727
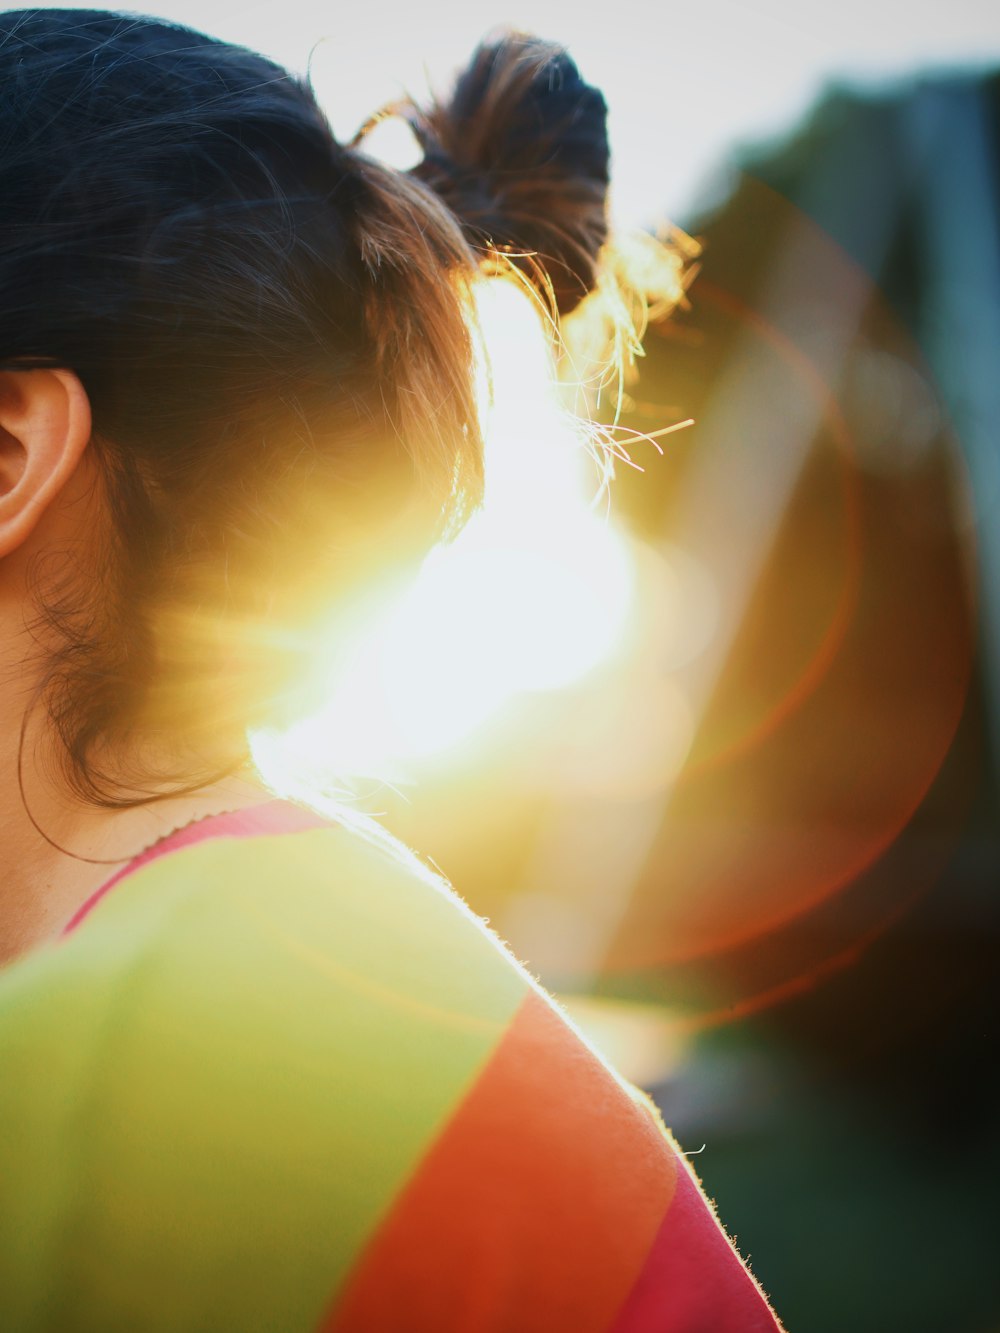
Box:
xmin=0 ymin=369 xmax=92 ymax=558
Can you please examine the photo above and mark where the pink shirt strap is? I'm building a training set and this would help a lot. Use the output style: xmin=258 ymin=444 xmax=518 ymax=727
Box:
xmin=63 ymin=800 xmax=327 ymax=936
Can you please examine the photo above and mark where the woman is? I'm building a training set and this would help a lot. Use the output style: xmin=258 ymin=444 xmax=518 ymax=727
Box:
xmin=0 ymin=10 xmax=783 ymax=1330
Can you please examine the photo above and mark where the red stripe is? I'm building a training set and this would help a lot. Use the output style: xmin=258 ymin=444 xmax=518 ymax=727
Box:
xmin=610 ymin=1157 xmax=782 ymax=1332
xmin=63 ymin=800 xmax=325 ymax=934
xmin=325 ymin=989 xmax=676 ymax=1333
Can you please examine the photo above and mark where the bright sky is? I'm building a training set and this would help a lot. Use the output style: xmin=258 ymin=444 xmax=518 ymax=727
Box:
xmin=41 ymin=0 xmax=1000 ymax=223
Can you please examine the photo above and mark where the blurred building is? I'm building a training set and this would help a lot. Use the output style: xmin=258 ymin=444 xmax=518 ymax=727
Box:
xmin=605 ymin=67 xmax=1000 ymax=1333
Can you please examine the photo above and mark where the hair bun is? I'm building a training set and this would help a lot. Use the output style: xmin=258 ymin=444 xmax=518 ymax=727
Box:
xmin=409 ymin=34 xmax=610 ymax=316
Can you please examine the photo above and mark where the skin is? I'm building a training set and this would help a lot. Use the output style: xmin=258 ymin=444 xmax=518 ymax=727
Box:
xmin=0 ymin=369 xmax=267 ymax=965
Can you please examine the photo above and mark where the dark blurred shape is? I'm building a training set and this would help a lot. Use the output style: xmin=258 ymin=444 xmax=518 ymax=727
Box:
xmin=606 ymin=68 xmax=1000 ymax=1333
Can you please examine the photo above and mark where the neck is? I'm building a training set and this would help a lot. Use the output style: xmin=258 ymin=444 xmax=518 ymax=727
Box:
xmin=0 ymin=447 xmax=272 ymax=966
xmin=0 ymin=699 xmax=268 ymax=966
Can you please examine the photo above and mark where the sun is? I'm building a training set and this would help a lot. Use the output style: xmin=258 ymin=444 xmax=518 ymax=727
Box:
xmin=252 ymin=276 xmax=638 ymax=791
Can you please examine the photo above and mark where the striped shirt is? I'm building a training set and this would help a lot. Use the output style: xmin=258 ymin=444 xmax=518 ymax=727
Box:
xmin=0 ymin=802 xmax=782 ymax=1331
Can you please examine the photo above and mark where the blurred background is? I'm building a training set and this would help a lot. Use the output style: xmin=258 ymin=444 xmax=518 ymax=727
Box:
xmin=54 ymin=0 xmax=1000 ymax=1327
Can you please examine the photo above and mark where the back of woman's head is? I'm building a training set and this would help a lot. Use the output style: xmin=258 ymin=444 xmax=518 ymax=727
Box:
xmin=0 ymin=9 xmax=615 ymax=802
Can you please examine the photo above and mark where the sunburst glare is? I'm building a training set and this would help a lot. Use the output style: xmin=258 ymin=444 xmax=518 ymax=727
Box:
xmin=252 ymin=277 xmax=637 ymax=789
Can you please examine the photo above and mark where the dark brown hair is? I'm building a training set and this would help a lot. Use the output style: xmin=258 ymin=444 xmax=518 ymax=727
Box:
xmin=0 ymin=10 xmax=622 ymax=803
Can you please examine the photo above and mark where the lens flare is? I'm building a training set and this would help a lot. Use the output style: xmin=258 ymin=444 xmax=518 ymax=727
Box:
xmin=254 ymin=278 xmax=637 ymax=787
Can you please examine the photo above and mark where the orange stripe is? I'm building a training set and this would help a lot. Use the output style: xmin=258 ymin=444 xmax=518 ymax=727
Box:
xmin=325 ymin=990 xmax=676 ymax=1333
